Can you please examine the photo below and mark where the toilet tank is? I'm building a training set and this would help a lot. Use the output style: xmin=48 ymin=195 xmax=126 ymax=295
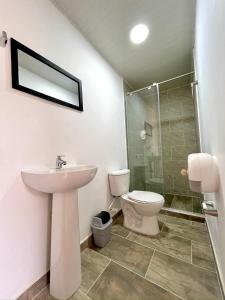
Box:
xmin=108 ymin=169 xmax=130 ymax=196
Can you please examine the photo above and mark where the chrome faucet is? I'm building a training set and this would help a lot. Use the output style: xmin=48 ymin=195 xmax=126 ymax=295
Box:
xmin=56 ymin=155 xmax=67 ymax=169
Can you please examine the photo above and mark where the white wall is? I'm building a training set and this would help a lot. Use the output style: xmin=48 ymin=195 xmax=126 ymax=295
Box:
xmin=0 ymin=0 xmax=127 ymax=299
xmin=195 ymin=0 xmax=225 ymax=292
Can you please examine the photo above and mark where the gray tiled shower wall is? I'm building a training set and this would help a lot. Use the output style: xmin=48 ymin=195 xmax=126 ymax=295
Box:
xmin=160 ymin=85 xmax=202 ymax=213
xmin=160 ymin=86 xmax=200 ymax=196
xmin=125 ymin=84 xmax=202 ymax=213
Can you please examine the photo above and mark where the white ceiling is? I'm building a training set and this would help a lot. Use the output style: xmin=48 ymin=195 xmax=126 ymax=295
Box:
xmin=51 ymin=0 xmax=196 ymax=89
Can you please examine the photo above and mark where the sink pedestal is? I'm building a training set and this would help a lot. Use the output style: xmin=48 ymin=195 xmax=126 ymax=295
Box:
xmin=50 ymin=190 xmax=81 ymax=300
xmin=21 ymin=165 xmax=97 ymax=300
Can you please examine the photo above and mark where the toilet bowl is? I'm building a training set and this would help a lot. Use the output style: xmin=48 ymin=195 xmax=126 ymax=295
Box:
xmin=108 ymin=169 xmax=164 ymax=236
xmin=121 ymin=191 xmax=164 ymax=235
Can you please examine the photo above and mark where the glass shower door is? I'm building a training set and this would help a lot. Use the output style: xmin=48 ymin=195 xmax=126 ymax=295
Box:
xmin=125 ymin=74 xmax=202 ymax=215
xmin=125 ymin=85 xmax=164 ymax=195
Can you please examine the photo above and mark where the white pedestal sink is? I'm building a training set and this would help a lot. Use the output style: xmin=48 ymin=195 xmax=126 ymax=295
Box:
xmin=21 ymin=165 xmax=97 ymax=300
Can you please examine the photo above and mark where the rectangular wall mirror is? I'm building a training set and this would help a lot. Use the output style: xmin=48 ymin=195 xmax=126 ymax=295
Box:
xmin=11 ymin=38 xmax=83 ymax=111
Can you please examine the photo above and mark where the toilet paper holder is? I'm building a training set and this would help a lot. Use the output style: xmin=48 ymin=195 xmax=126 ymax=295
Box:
xmin=202 ymin=201 xmax=218 ymax=217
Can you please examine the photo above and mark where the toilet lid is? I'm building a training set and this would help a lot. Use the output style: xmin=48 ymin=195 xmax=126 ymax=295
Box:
xmin=128 ymin=190 xmax=164 ymax=204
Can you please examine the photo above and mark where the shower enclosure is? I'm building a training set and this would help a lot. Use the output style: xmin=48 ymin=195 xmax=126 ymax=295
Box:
xmin=125 ymin=73 xmax=202 ymax=215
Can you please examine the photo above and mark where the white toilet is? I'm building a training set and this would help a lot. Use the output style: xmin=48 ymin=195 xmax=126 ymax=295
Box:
xmin=109 ymin=169 xmax=164 ymax=235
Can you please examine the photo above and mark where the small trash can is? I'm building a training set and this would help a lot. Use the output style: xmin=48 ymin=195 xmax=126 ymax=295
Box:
xmin=91 ymin=211 xmax=112 ymax=248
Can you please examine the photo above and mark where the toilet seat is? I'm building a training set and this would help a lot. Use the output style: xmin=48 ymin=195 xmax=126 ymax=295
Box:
xmin=127 ymin=190 xmax=164 ymax=204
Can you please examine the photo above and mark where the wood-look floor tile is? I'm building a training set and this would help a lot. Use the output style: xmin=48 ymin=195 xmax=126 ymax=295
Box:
xmin=159 ymin=213 xmax=193 ymax=226
xmin=127 ymin=230 xmax=191 ymax=262
xmin=33 ymin=286 xmax=90 ymax=300
xmin=32 ymin=287 xmax=49 ymax=300
xmin=70 ymin=289 xmax=91 ymax=300
xmin=191 ymin=220 xmax=207 ymax=231
xmin=80 ymin=248 xmax=110 ymax=293
xmin=146 ymin=251 xmax=222 ymax=300
xmin=159 ymin=213 xmax=207 ymax=231
xmin=113 ymin=214 xmax=123 ymax=225
xmin=88 ymin=261 xmax=180 ymax=300
xmin=111 ymin=224 xmax=130 ymax=237
xmin=95 ymin=234 xmax=153 ymax=276
xmin=22 ymin=273 xmax=49 ymax=300
xmin=192 ymin=241 xmax=216 ymax=271
xmin=162 ymin=221 xmax=210 ymax=244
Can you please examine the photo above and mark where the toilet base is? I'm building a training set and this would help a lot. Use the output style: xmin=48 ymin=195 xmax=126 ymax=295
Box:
xmin=124 ymin=214 xmax=160 ymax=236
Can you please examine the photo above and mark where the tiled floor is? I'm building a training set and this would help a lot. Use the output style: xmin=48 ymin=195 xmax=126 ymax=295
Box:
xmin=35 ymin=213 xmax=222 ymax=300
xmin=164 ymin=194 xmax=203 ymax=214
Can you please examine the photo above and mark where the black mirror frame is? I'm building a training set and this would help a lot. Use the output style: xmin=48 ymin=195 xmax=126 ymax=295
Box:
xmin=10 ymin=38 xmax=83 ymax=111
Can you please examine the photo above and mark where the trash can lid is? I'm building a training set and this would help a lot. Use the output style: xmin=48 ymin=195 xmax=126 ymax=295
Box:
xmin=94 ymin=211 xmax=110 ymax=224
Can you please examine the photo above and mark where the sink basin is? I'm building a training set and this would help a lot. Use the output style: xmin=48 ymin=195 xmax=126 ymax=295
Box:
xmin=21 ymin=165 xmax=97 ymax=193
xmin=21 ymin=164 xmax=97 ymax=300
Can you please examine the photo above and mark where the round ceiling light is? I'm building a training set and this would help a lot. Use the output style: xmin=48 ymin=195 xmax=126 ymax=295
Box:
xmin=130 ymin=24 xmax=149 ymax=44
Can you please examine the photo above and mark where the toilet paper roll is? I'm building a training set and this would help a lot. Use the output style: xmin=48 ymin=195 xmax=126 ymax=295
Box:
xmin=180 ymin=169 xmax=188 ymax=176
